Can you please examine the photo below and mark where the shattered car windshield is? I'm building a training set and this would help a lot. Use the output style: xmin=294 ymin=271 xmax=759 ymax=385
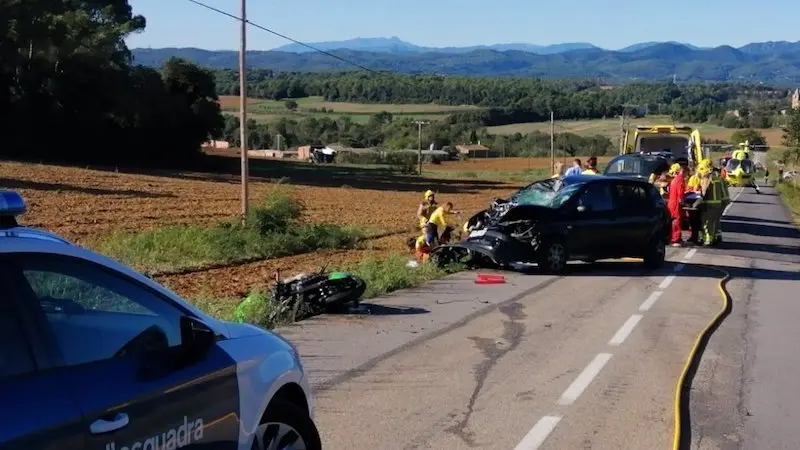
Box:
xmin=510 ymin=179 xmax=581 ymax=208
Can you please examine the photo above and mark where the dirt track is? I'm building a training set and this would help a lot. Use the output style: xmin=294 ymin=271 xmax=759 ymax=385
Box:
xmin=1 ymin=160 xmax=518 ymax=299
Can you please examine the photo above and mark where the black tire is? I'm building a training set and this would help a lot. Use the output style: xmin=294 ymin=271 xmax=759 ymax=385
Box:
xmin=322 ymin=277 xmax=366 ymax=308
xmin=537 ymin=240 xmax=568 ymax=274
xmin=643 ymin=235 xmax=666 ymax=269
xmin=254 ymin=399 xmax=322 ymax=450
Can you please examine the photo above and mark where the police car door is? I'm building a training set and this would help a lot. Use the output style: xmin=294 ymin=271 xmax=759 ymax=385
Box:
xmin=7 ymin=253 xmax=241 ymax=450
xmin=0 ymin=265 xmax=85 ymax=450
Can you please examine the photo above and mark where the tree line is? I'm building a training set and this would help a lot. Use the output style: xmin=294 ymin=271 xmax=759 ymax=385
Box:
xmin=213 ymin=70 xmax=791 ymax=125
xmin=221 ymin=112 xmax=616 ymax=158
xmin=0 ymin=1 xmax=223 ymax=166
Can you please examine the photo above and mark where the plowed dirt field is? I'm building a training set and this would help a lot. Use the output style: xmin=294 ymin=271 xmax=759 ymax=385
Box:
xmin=1 ymin=160 xmax=520 ymax=299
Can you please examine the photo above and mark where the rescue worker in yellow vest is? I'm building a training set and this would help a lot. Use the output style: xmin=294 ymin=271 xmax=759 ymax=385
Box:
xmin=427 ymin=202 xmax=460 ymax=246
xmin=417 ymin=190 xmax=438 ymax=229
xmin=684 ymin=166 xmax=703 ymax=245
xmin=714 ymin=167 xmax=731 ymax=243
xmin=697 ymin=160 xmax=729 ymax=246
xmin=581 ymin=156 xmax=601 ymax=175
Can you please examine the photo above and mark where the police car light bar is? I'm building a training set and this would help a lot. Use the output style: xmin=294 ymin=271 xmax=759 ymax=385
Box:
xmin=0 ymin=190 xmax=26 ymax=217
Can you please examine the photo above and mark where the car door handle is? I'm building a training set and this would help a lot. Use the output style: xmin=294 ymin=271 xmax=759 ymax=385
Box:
xmin=90 ymin=413 xmax=130 ymax=434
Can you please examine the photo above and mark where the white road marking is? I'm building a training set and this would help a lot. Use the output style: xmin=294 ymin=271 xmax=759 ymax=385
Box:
xmin=639 ymin=291 xmax=663 ymax=312
xmin=658 ymin=274 xmax=676 ymax=289
xmin=609 ymin=314 xmax=643 ymax=346
xmin=723 ymin=188 xmax=744 ymax=216
xmin=674 ymin=263 xmax=685 ymax=272
xmin=514 ymin=415 xmax=562 ymax=450
xmin=557 ymin=353 xmax=613 ymax=405
xmin=683 ymin=248 xmax=697 ymax=260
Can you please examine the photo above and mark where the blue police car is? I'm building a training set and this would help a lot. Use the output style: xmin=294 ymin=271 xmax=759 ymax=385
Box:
xmin=0 ymin=191 xmax=321 ymax=449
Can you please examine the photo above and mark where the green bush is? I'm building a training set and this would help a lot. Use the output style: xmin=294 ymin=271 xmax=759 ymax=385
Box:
xmin=246 ymin=188 xmax=305 ymax=234
xmin=91 ymin=190 xmax=365 ymax=273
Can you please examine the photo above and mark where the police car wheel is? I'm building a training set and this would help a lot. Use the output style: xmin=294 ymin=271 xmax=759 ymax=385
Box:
xmin=254 ymin=400 xmax=322 ymax=450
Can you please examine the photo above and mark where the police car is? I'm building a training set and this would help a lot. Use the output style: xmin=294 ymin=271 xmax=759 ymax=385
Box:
xmin=0 ymin=191 xmax=321 ymax=450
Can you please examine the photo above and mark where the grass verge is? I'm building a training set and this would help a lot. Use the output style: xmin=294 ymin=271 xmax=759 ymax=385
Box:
xmin=425 ymin=168 xmax=548 ymax=183
xmin=226 ymin=253 xmax=463 ymax=329
xmin=91 ymin=188 xmax=365 ymax=274
xmin=777 ymin=179 xmax=800 ymax=224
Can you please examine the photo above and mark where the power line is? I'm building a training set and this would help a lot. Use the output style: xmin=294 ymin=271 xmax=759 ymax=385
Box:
xmin=186 ymin=0 xmax=384 ymax=75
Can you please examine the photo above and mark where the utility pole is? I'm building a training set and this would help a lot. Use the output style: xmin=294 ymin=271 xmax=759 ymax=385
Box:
xmin=413 ymin=120 xmax=429 ymax=175
xmin=550 ymin=110 xmax=555 ymax=175
xmin=239 ymin=0 xmax=249 ymax=220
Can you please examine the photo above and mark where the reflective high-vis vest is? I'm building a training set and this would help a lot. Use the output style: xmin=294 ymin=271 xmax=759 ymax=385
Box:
xmin=717 ymin=175 xmax=731 ymax=208
xmin=703 ymin=175 xmax=729 ymax=208
xmin=702 ymin=175 xmax=720 ymax=205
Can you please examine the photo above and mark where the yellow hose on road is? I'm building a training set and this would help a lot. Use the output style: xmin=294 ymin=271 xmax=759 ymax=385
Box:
xmin=672 ymin=266 xmax=733 ymax=450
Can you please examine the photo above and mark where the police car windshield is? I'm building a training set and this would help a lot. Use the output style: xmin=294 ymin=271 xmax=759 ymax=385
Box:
xmin=510 ymin=178 xmax=582 ymax=208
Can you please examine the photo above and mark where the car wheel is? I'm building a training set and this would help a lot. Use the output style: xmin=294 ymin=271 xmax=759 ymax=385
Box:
xmin=642 ymin=236 xmax=666 ymax=269
xmin=253 ymin=400 xmax=322 ymax=450
xmin=538 ymin=241 xmax=567 ymax=273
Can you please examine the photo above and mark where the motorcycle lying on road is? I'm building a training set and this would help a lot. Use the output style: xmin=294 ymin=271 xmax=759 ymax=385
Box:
xmin=270 ymin=264 xmax=367 ymax=320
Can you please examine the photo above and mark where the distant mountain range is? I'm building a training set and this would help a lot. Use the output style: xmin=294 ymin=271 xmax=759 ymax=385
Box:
xmin=131 ymin=39 xmax=800 ymax=83
xmin=269 ymin=36 xmax=709 ymax=54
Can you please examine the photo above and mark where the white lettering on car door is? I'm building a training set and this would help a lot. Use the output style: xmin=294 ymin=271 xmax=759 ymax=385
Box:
xmin=104 ymin=416 xmax=204 ymax=450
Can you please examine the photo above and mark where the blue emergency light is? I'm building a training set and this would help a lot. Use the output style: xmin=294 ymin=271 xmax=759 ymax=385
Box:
xmin=0 ymin=191 xmax=26 ymax=227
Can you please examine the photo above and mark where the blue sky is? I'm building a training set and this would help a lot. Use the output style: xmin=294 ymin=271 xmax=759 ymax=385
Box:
xmin=126 ymin=0 xmax=799 ymax=50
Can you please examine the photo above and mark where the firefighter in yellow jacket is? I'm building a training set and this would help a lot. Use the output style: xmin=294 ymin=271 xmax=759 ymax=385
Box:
xmin=697 ymin=160 xmax=730 ymax=246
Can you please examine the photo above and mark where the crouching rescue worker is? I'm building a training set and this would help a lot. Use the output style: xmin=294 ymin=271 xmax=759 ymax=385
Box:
xmin=417 ymin=190 xmax=438 ymax=229
xmin=667 ymin=163 xmax=687 ymax=246
xmin=407 ymin=233 xmax=431 ymax=263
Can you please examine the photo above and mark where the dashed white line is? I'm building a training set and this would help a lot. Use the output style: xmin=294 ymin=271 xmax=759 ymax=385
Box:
xmin=658 ymin=274 xmax=676 ymax=289
xmin=723 ymin=188 xmax=744 ymax=216
xmin=639 ymin=291 xmax=663 ymax=312
xmin=514 ymin=240 xmax=698 ymax=449
xmin=514 ymin=415 xmax=562 ymax=450
xmin=609 ymin=314 xmax=643 ymax=346
xmin=557 ymin=353 xmax=613 ymax=406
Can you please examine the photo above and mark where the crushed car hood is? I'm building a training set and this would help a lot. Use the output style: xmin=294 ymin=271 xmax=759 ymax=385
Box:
xmin=490 ymin=203 xmax=556 ymax=224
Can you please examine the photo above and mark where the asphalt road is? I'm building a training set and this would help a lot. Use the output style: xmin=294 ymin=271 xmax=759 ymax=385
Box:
xmin=278 ymin=182 xmax=800 ymax=450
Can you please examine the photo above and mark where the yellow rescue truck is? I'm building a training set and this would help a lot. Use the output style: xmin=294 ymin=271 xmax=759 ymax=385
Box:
xmin=621 ymin=125 xmax=705 ymax=166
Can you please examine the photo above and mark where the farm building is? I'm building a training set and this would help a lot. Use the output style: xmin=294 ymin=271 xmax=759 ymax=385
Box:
xmin=394 ymin=149 xmax=452 ymax=162
xmin=247 ymin=149 xmax=299 ymax=159
xmin=202 ymin=140 xmax=230 ymax=149
xmin=456 ymin=144 xmax=497 ymax=158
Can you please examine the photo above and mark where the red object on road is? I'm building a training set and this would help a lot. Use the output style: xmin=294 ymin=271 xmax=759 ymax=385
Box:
xmin=475 ymin=273 xmax=506 ymax=284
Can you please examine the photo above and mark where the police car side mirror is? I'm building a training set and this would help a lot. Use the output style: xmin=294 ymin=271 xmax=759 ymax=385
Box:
xmin=180 ymin=316 xmax=216 ymax=361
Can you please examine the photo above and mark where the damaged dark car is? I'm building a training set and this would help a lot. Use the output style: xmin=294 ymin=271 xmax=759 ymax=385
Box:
xmin=432 ymin=175 xmax=671 ymax=273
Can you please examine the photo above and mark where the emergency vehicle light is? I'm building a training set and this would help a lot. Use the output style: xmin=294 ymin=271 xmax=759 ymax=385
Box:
xmin=0 ymin=190 xmax=26 ymax=217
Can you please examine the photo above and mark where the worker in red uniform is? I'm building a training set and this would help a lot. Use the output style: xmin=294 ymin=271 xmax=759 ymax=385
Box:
xmin=667 ymin=163 xmax=687 ymax=246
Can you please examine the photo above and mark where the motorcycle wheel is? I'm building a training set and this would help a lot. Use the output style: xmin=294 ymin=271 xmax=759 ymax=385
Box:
xmin=321 ymin=276 xmax=367 ymax=309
